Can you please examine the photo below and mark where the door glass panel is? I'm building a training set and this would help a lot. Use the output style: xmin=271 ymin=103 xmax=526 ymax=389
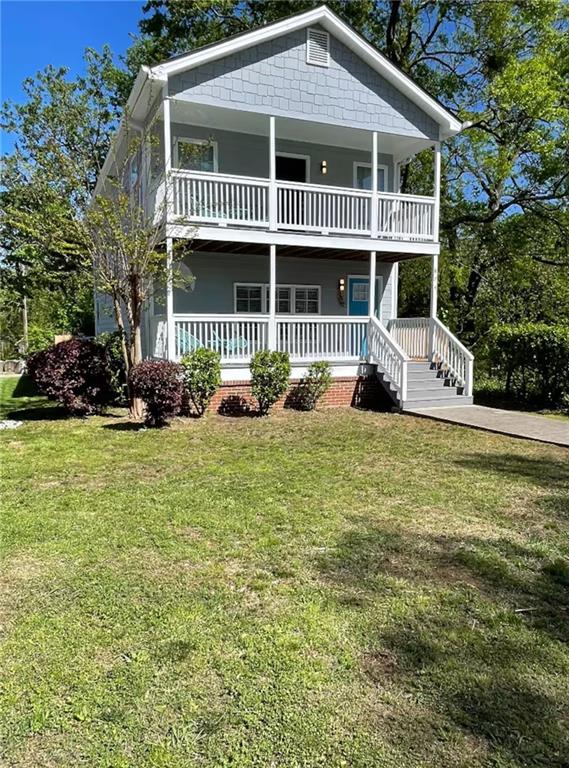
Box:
xmin=355 ymin=164 xmax=386 ymax=192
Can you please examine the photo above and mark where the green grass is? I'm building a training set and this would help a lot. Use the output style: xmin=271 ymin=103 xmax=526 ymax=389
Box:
xmin=1 ymin=375 xmax=568 ymax=767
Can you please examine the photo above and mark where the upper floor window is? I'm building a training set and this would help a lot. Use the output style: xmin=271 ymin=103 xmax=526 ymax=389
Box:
xmin=174 ymin=138 xmax=218 ymax=173
xmin=306 ymin=28 xmax=330 ymax=67
xmin=354 ymin=162 xmax=388 ymax=192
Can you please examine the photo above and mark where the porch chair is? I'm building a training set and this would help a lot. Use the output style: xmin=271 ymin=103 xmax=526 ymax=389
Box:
xmin=176 ymin=326 xmax=202 ymax=356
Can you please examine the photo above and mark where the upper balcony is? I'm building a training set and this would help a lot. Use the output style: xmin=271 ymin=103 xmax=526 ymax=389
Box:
xmin=159 ymin=102 xmax=441 ymax=253
xmin=170 ymin=169 xmax=436 ymax=243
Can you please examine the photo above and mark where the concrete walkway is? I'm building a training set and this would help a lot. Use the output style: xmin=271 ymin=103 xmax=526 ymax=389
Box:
xmin=406 ymin=404 xmax=569 ymax=447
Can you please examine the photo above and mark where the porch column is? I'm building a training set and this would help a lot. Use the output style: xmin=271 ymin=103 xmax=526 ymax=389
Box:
xmin=368 ymin=250 xmax=377 ymax=320
xmin=430 ymin=252 xmax=439 ymax=318
xmin=371 ymin=131 xmax=378 ymax=238
xmin=433 ymin=141 xmax=441 ymax=240
xmin=166 ymin=237 xmax=175 ymax=360
xmin=162 ymin=84 xmax=173 ymax=220
xmin=268 ymin=244 xmax=277 ymax=350
xmin=269 ymin=116 xmax=277 ymax=231
xmin=163 ymin=85 xmax=176 ymax=361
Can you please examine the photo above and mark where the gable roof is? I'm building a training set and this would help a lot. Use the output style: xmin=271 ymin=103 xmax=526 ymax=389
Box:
xmin=151 ymin=4 xmax=462 ymax=139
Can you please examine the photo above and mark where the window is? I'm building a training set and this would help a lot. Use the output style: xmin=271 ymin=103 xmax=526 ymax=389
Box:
xmin=235 ymin=284 xmax=320 ymax=314
xmin=295 ymin=287 xmax=320 ymax=314
xmin=307 ymin=28 xmax=330 ymax=67
xmin=354 ymin=162 xmax=388 ymax=192
xmin=174 ymin=138 xmax=218 ymax=172
xmin=235 ymin=285 xmax=263 ymax=313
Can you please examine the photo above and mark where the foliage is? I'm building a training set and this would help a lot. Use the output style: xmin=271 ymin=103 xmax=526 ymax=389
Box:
xmin=129 ymin=360 xmax=184 ymax=427
xmin=97 ymin=331 xmax=127 ymax=404
xmin=490 ymin=323 xmax=569 ymax=408
xmin=250 ymin=350 xmax=291 ymax=415
xmin=294 ymin=361 xmax=332 ymax=411
xmin=1 ymin=383 xmax=568 ymax=766
xmin=180 ymin=348 xmax=221 ymax=416
xmin=26 ymin=338 xmax=113 ymax=416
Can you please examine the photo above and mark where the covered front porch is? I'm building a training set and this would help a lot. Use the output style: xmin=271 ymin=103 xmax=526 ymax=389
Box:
xmin=147 ymin=241 xmax=473 ymax=405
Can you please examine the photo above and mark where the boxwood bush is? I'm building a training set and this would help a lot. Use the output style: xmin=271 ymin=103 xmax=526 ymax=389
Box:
xmin=490 ymin=323 xmax=569 ymax=408
xmin=129 ymin=360 xmax=184 ymax=427
xmin=180 ymin=348 xmax=221 ymax=416
xmin=250 ymin=350 xmax=291 ymax=415
xmin=27 ymin=338 xmax=113 ymax=416
xmin=294 ymin=361 xmax=332 ymax=410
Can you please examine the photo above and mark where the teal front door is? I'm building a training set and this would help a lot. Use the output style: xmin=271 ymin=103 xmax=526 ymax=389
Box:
xmin=347 ymin=277 xmax=382 ymax=317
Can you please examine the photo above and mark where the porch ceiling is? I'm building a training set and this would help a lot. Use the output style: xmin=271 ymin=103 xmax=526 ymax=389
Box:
xmin=169 ymin=99 xmax=433 ymax=158
xmin=186 ymin=238 xmax=424 ymax=263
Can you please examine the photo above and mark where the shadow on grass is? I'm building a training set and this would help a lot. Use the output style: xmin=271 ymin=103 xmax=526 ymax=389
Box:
xmin=314 ymin=450 xmax=569 ymax=765
xmin=4 ymin=405 xmax=68 ymax=421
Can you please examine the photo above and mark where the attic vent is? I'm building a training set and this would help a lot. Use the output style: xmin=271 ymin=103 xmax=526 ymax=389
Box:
xmin=306 ymin=28 xmax=330 ymax=67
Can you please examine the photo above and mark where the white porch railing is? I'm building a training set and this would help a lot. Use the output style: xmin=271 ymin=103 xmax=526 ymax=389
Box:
xmin=388 ymin=317 xmax=430 ymax=359
xmin=171 ymin=170 xmax=436 ymax=241
xmin=172 ymin=170 xmax=270 ymax=227
xmin=277 ymin=182 xmax=371 ymax=235
xmin=368 ymin=316 xmax=409 ymax=401
xmin=173 ymin=314 xmax=269 ymax=362
xmin=431 ymin=317 xmax=474 ymax=396
xmin=378 ymin=194 xmax=435 ymax=241
xmin=277 ymin=316 xmax=368 ymax=361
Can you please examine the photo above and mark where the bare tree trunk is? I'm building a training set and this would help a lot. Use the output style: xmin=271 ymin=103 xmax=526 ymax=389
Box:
xmin=112 ymin=294 xmax=143 ymax=420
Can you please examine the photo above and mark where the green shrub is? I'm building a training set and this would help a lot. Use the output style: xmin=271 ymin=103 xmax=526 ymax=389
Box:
xmin=181 ymin=348 xmax=221 ymax=416
xmin=250 ymin=350 xmax=291 ymax=415
xmin=27 ymin=324 xmax=56 ymax=353
xmin=97 ymin=331 xmax=127 ymax=404
xmin=490 ymin=323 xmax=569 ymax=408
xmin=295 ymin=361 xmax=332 ymax=410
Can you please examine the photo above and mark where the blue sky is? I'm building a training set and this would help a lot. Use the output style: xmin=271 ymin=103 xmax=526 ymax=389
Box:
xmin=1 ymin=0 xmax=144 ymax=153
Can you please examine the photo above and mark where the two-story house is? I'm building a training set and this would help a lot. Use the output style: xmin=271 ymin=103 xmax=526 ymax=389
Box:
xmin=94 ymin=5 xmax=474 ymax=410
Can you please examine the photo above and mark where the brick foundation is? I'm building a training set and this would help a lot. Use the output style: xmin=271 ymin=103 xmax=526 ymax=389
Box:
xmin=209 ymin=375 xmax=387 ymax=415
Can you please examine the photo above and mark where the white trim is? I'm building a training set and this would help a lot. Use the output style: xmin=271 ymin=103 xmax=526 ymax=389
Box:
xmin=234 ymin=282 xmax=321 ymax=314
xmin=152 ymin=6 xmax=462 ymax=135
xmin=168 ymin=223 xmax=441 ymax=255
xmin=353 ymin=161 xmax=388 ymax=192
xmin=173 ymin=137 xmax=219 ymax=172
xmin=276 ymin=151 xmax=311 ymax=182
xmin=306 ymin=27 xmax=330 ymax=67
xmin=347 ymin=274 xmax=383 ymax=318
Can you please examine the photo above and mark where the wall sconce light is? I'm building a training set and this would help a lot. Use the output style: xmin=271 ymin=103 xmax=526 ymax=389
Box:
xmin=337 ymin=277 xmax=346 ymax=306
xmin=320 ymin=160 xmax=328 ymax=175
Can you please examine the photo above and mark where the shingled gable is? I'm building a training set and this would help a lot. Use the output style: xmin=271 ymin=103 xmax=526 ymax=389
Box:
xmin=151 ymin=5 xmax=462 ymax=140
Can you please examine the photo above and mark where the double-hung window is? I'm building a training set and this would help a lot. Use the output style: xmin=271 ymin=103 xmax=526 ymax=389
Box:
xmin=235 ymin=284 xmax=263 ymax=313
xmin=174 ymin=138 xmax=218 ymax=172
xmin=235 ymin=284 xmax=320 ymax=314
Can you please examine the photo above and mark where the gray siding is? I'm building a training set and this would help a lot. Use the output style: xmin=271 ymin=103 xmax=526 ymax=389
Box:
xmin=170 ymin=26 xmax=438 ymax=140
xmin=173 ymin=252 xmax=396 ymax=324
xmin=172 ymin=123 xmax=394 ymax=190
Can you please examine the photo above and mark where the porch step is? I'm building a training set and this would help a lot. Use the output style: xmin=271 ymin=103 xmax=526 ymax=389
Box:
xmin=403 ymin=395 xmax=474 ymax=409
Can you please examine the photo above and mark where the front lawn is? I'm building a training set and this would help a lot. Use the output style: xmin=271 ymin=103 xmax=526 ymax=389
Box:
xmin=1 ymin=376 xmax=568 ymax=767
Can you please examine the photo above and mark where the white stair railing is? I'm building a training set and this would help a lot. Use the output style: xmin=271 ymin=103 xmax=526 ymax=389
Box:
xmin=388 ymin=317 xmax=430 ymax=358
xmin=368 ymin=316 xmax=409 ymax=403
xmin=430 ymin=317 xmax=474 ymax=396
